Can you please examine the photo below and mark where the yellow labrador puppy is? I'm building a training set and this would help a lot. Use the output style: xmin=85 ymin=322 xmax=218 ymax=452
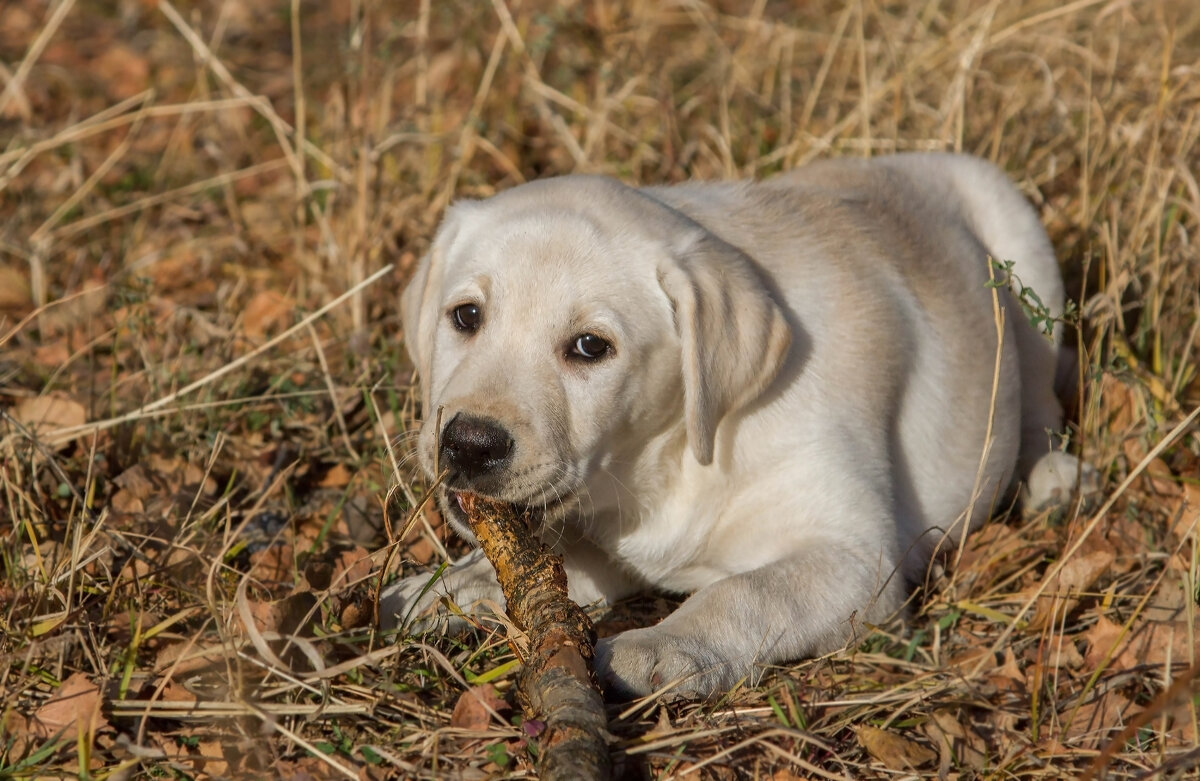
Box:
xmin=383 ymin=153 xmax=1095 ymax=698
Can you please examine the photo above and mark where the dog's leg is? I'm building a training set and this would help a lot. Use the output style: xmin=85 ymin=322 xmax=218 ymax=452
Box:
xmin=594 ymin=537 xmax=907 ymax=698
xmin=378 ymin=548 xmax=503 ymax=633
xmin=379 ymin=539 xmax=640 ymax=634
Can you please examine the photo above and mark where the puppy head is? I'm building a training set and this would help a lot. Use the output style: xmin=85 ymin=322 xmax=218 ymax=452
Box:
xmin=401 ymin=176 xmax=789 ymax=531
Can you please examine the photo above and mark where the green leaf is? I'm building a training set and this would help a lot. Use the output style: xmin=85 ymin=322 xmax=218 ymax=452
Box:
xmin=485 ymin=742 xmax=511 ymax=768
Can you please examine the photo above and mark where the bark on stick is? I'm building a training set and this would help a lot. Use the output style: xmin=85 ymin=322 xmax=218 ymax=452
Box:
xmin=459 ymin=493 xmax=611 ymax=780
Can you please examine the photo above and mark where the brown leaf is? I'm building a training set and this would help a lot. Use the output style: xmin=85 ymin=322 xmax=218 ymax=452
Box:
xmin=32 ymin=672 xmax=109 ymax=740
xmin=241 ymin=290 xmax=295 ymax=341
xmin=769 ymin=771 xmax=808 ymax=781
xmin=0 ymin=264 xmax=32 ymax=314
xmin=154 ymin=642 xmax=227 ymax=676
xmin=158 ymin=678 xmax=197 ymax=704
xmin=11 ymin=394 xmax=86 ymax=431
xmin=1083 ymin=614 xmax=1126 ymax=670
xmin=1085 ymin=613 xmax=1197 ymax=671
xmin=987 ymin=646 xmax=1028 ymax=691
xmin=1031 ymin=546 xmax=1115 ymax=629
xmin=31 ymin=340 xmax=70 ymax=369
xmin=114 ymin=464 xmax=156 ymax=496
xmin=450 ymin=684 xmax=509 ymax=731
xmin=38 ymin=279 xmax=107 ymax=336
xmin=329 ymin=546 xmax=373 ymax=591
xmin=1098 ymin=373 xmax=1138 ymax=433
xmin=1061 ymin=689 xmax=1141 ymax=747
xmin=339 ymin=597 xmax=369 ymax=629
xmin=922 ymin=709 xmax=988 ymax=771
xmin=1166 ymin=699 xmax=1200 ymax=746
xmin=404 ymin=506 xmax=447 ymax=566
xmin=94 ymin=44 xmax=150 ymax=101
xmin=193 ymin=739 xmax=229 ymax=777
xmin=1168 ymin=483 xmax=1200 ymax=539
xmin=10 ymin=394 xmax=86 ymax=445
xmin=248 ymin=543 xmax=295 ymax=585
xmin=318 ymin=463 xmax=353 ymax=488
xmin=110 ymin=489 xmax=144 ymax=514
xmin=1124 ymin=619 xmax=1195 ymax=669
xmin=856 ymin=725 xmax=937 ymax=770
xmin=246 ymin=592 xmax=318 ymax=637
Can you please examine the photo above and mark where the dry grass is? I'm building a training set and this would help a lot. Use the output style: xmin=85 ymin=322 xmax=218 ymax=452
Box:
xmin=1 ymin=0 xmax=1198 ymax=777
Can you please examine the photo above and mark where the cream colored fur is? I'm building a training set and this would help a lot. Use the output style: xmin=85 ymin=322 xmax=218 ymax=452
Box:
xmin=381 ymin=152 xmax=1097 ymax=698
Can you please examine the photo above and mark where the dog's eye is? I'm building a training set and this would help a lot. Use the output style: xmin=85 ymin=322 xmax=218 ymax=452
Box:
xmin=570 ymin=333 xmax=611 ymax=361
xmin=450 ymin=303 xmax=482 ymax=333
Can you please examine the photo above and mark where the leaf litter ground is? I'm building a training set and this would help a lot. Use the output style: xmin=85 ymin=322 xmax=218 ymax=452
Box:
xmin=1 ymin=0 xmax=1199 ymax=778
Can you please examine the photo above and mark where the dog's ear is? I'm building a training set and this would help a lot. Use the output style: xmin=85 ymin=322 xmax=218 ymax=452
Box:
xmin=401 ymin=206 xmax=468 ymax=402
xmin=658 ymin=232 xmax=791 ymax=465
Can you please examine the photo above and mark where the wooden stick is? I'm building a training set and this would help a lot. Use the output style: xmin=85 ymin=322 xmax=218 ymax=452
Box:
xmin=459 ymin=493 xmax=611 ymax=779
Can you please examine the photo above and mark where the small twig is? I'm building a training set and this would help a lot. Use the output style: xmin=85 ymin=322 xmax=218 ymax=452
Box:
xmin=460 ymin=494 xmax=611 ymax=780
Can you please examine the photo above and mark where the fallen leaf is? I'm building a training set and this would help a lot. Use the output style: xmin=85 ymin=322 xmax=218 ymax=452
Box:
xmin=32 ymin=672 xmax=109 ymax=740
xmin=154 ymin=642 xmax=227 ymax=676
xmin=274 ymin=756 xmax=337 ymax=780
xmin=110 ymin=489 xmax=144 ymax=514
xmin=450 ymin=684 xmax=509 ymax=731
xmin=1166 ymin=699 xmax=1199 ymax=746
xmin=193 ymin=739 xmax=229 ymax=777
xmin=1085 ymin=613 xmax=1196 ymax=671
xmin=10 ymin=394 xmax=86 ymax=442
xmin=856 ymin=725 xmax=937 ymax=770
xmin=329 ymin=545 xmax=373 ymax=591
xmin=114 ymin=464 xmax=156 ymax=496
xmin=769 ymin=770 xmax=808 ymax=781
xmin=246 ymin=591 xmax=317 ymax=637
xmin=158 ymin=678 xmax=198 ymax=704
xmin=404 ymin=506 xmax=447 ymax=566
xmin=1098 ymin=373 xmax=1138 ymax=434
xmin=339 ymin=597 xmax=369 ymax=629
xmin=248 ymin=543 xmax=295 ymax=585
xmin=241 ymin=290 xmax=295 ymax=342
xmin=987 ymin=646 xmax=1028 ymax=691
xmin=922 ymin=709 xmax=988 ymax=771
xmin=1061 ymin=689 xmax=1140 ymax=747
xmin=38 ymin=279 xmax=107 ymax=336
xmin=31 ymin=339 xmax=70 ymax=368
xmin=1031 ymin=546 xmax=1115 ymax=629
xmin=1167 ymin=483 xmax=1200 ymax=539
xmin=318 ymin=463 xmax=352 ymax=488
xmin=94 ymin=43 xmax=150 ymax=101
xmin=1082 ymin=613 xmax=1126 ymax=670
xmin=1123 ymin=619 xmax=1195 ymax=670
xmin=0 ymin=5 xmax=37 ymax=41
xmin=0 ymin=264 xmax=32 ymax=314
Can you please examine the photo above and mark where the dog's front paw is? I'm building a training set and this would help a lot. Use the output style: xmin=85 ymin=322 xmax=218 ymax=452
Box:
xmin=1022 ymin=451 xmax=1102 ymax=518
xmin=377 ymin=549 xmax=503 ymax=634
xmin=377 ymin=570 xmax=462 ymax=633
xmin=594 ymin=628 xmax=748 ymax=699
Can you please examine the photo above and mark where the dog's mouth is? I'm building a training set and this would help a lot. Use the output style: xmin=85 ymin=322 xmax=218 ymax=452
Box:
xmin=440 ymin=486 xmax=574 ymax=529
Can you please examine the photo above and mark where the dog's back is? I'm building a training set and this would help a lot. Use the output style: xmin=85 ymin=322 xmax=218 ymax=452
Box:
xmin=644 ymin=154 xmax=1073 ymax=569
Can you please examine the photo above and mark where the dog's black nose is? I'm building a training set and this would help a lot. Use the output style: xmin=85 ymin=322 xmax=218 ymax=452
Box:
xmin=440 ymin=414 xmax=514 ymax=478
